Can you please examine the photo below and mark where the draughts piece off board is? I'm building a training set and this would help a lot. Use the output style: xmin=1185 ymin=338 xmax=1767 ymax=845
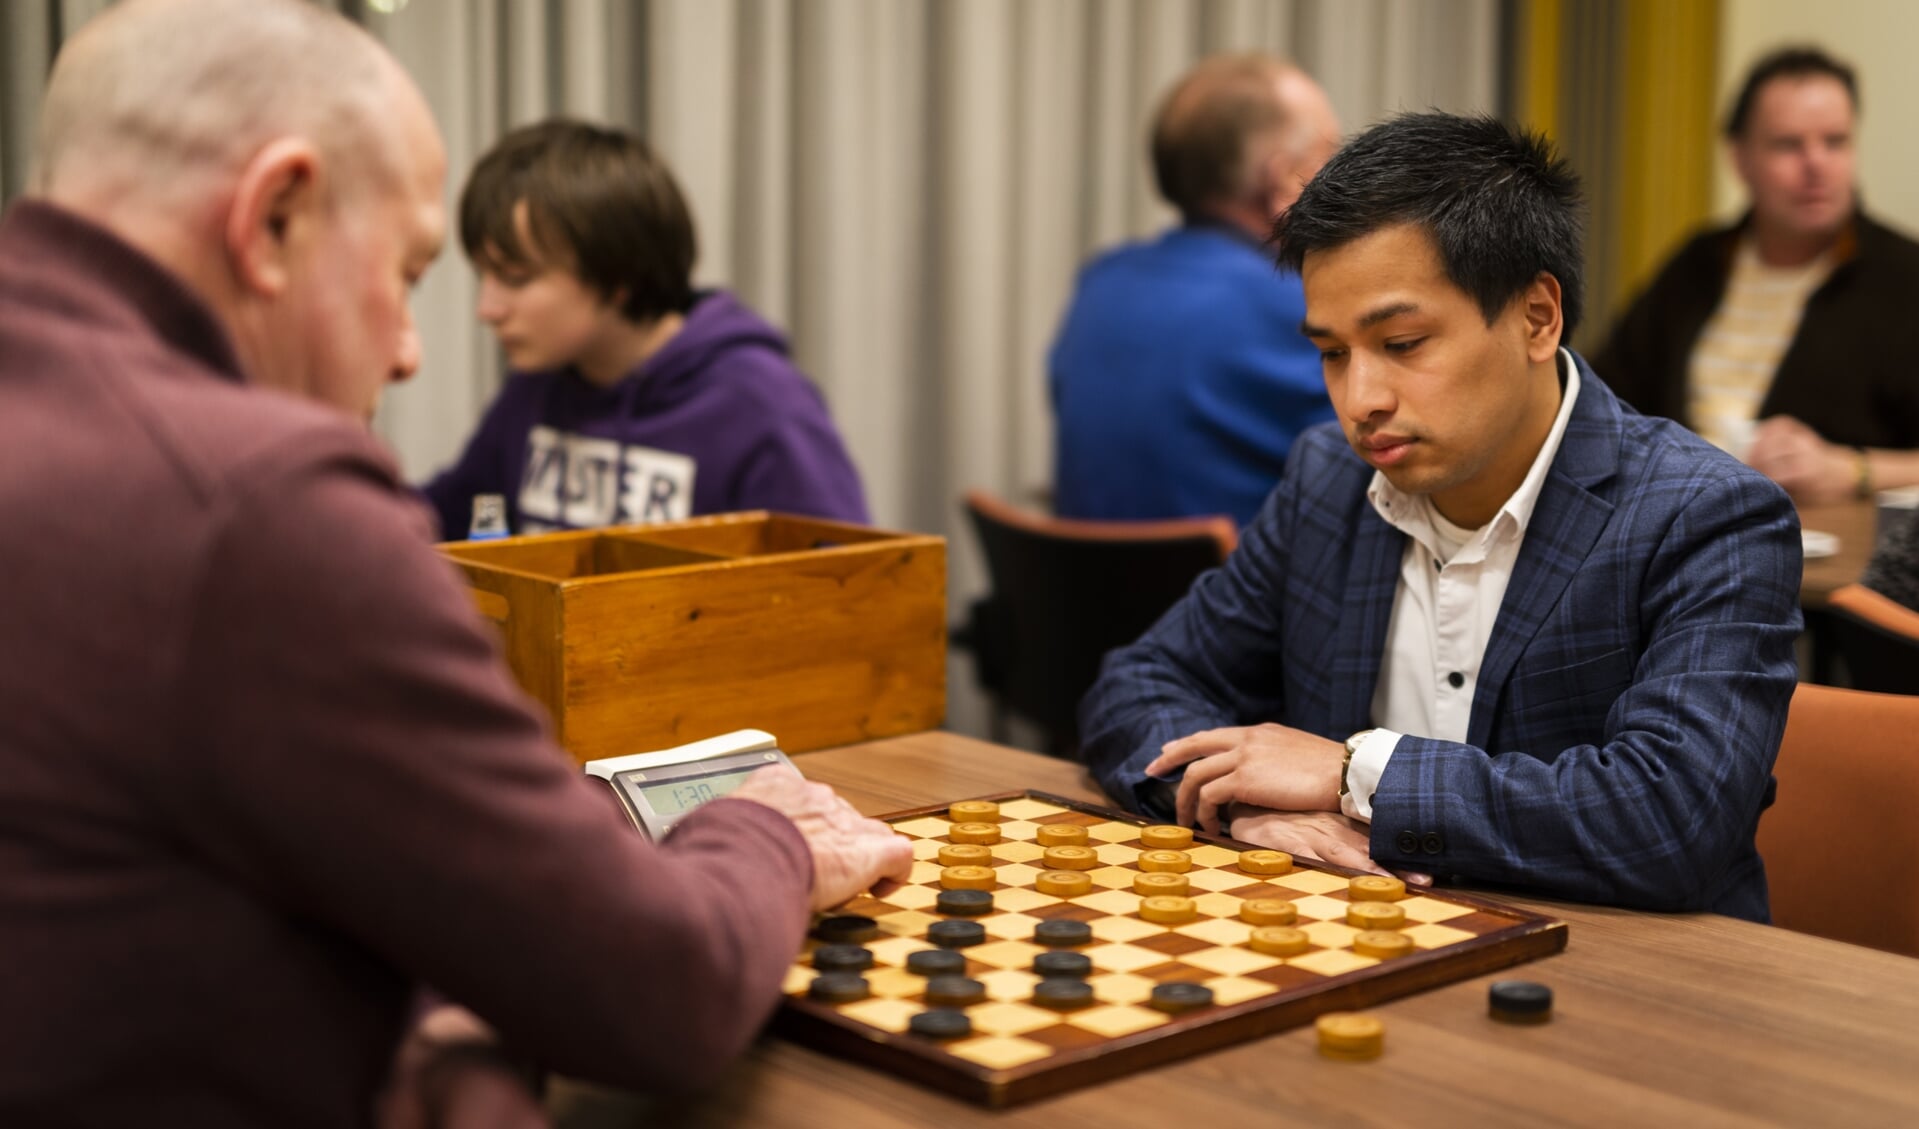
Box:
xmin=772 ymin=791 xmax=1568 ymax=1107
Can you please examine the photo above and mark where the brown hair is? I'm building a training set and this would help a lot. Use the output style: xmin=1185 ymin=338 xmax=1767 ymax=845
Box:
xmin=1724 ymin=46 xmax=1858 ymax=139
xmin=1150 ymin=54 xmax=1290 ymax=220
xmin=459 ymin=119 xmax=697 ymax=321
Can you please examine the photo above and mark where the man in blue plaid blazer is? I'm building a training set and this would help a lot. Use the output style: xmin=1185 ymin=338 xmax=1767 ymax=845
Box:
xmin=1080 ymin=113 xmax=1801 ymax=923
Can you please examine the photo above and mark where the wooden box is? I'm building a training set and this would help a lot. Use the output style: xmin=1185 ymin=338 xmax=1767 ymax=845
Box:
xmin=440 ymin=512 xmax=946 ymax=763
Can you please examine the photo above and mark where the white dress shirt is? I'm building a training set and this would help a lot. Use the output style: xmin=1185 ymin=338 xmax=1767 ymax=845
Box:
xmin=1341 ymin=350 xmax=1582 ymax=822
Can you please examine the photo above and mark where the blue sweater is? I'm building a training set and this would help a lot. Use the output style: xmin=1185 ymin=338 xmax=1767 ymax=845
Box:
xmin=1049 ymin=224 xmax=1332 ymax=528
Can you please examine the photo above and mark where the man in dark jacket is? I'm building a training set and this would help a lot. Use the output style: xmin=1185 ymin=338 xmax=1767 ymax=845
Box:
xmin=0 ymin=2 xmax=910 ymax=1127
xmin=1595 ymin=46 xmax=1919 ymax=503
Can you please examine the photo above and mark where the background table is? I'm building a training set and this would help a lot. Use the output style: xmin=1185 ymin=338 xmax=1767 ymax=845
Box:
xmin=1797 ymin=498 xmax=1875 ymax=608
xmin=554 ymin=730 xmax=1919 ymax=1127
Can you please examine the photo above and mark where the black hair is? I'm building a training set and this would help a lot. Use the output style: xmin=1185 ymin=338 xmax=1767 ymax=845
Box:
xmin=1724 ymin=46 xmax=1858 ymax=139
xmin=460 ymin=119 xmax=696 ymax=322
xmin=1272 ymin=111 xmax=1585 ymax=337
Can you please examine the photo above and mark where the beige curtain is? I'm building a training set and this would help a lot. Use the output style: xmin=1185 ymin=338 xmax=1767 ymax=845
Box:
xmin=1 ymin=0 xmax=1501 ymax=736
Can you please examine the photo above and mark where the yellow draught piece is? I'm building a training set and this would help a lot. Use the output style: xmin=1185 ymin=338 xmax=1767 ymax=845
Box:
xmin=1353 ymin=930 xmax=1414 ymax=959
xmin=1035 ymin=870 xmax=1093 ymax=897
xmin=948 ymin=800 xmax=1001 ymax=823
xmin=1041 ymin=845 xmax=1098 ymax=871
xmin=1132 ymin=871 xmax=1191 ymax=897
xmin=1347 ymin=901 xmax=1406 ymax=930
xmin=1317 ymin=1012 xmax=1384 ymax=1059
xmin=1248 ymin=926 xmax=1310 ymax=955
xmin=937 ymin=843 xmax=992 ymax=867
xmin=939 ymin=865 xmax=996 ymax=891
xmin=1139 ymin=825 xmax=1194 ymax=850
xmin=1238 ymin=849 xmax=1293 ymax=875
xmin=1348 ymin=875 xmax=1407 ymax=902
xmin=1138 ymin=849 xmax=1192 ymax=873
xmin=1239 ymin=899 xmax=1298 ymax=926
xmin=948 ymin=822 xmax=1001 ymax=845
xmin=1139 ymin=895 xmax=1198 ymax=924
xmin=1035 ymin=824 xmax=1089 ymax=847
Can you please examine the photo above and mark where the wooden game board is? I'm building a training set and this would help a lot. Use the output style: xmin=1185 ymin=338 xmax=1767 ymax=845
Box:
xmin=772 ymin=791 xmax=1568 ymax=1107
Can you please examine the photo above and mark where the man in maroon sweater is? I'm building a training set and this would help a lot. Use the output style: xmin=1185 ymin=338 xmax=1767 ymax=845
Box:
xmin=0 ymin=2 xmax=912 ymax=1127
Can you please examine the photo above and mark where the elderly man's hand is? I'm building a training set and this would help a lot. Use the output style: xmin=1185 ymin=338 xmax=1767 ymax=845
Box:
xmin=730 ymin=766 xmax=914 ymax=911
xmin=1746 ymin=415 xmax=1858 ymax=503
xmin=1144 ymin=723 xmax=1344 ymax=834
xmin=1228 ymin=807 xmax=1431 ymax=886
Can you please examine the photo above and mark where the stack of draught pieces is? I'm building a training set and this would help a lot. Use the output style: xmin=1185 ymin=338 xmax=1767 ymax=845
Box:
xmin=779 ymin=793 xmax=1558 ymax=1097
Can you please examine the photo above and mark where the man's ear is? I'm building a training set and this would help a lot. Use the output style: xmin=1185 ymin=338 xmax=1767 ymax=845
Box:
xmin=225 ymin=137 xmax=323 ymax=298
xmin=1523 ymin=271 xmax=1564 ymax=363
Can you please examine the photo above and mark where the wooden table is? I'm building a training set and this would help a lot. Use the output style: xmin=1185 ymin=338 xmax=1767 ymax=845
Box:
xmin=554 ymin=731 xmax=1919 ymax=1127
xmin=1798 ymin=498 xmax=1876 ymax=608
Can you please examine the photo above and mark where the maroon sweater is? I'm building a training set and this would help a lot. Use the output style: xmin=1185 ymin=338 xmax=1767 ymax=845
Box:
xmin=0 ymin=200 xmax=814 ymax=1128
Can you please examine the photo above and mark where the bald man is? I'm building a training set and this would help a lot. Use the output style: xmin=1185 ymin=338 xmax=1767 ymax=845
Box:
xmin=1050 ymin=54 xmax=1342 ymax=528
xmin=0 ymin=2 xmax=910 ymax=1127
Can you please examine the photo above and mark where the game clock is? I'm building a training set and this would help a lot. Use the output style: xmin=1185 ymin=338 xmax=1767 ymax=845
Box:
xmin=583 ymin=729 xmax=795 ymax=840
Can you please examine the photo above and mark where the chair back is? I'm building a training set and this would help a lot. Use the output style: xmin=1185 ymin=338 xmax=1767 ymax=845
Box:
xmin=1757 ymin=683 xmax=1919 ymax=956
xmin=1824 ymin=583 xmax=1919 ymax=695
xmin=961 ymin=490 xmax=1235 ymax=752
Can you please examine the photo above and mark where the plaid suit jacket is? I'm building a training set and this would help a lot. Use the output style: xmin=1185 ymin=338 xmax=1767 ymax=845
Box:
xmin=1080 ymin=356 xmax=1801 ymax=922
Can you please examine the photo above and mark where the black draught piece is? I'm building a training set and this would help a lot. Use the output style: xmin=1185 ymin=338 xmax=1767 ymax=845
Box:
xmin=936 ymin=888 xmax=994 ymax=916
xmin=811 ymin=944 xmax=874 ymax=973
xmin=924 ymin=975 xmax=988 ymax=1008
xmin=1033 ymin=919 xmax=1093 ymax=947
xmin=928 ymin=920 xmax=986 ymax=949
xmin=1032 ymin=951 xmax=1092 ymax=979
xmin=905 ymin=948 xmax=967 ymax=977
xmin=1148 ymin=982 xmax=1215 ymax=1013
xmin=909 ymin=1008 xmax=973 ymax=1040
xmin=811 ymin=915 xmax=879 ymax=944
xmin=1032 ymin=977 xmax=1094 ymax=1010
xmin=807 ymin=972 xmax=871 ymax=1004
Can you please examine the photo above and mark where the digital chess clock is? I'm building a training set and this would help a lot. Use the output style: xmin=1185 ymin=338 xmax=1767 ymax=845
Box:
xmin=584 ymin=729 xmax=795 ymax=840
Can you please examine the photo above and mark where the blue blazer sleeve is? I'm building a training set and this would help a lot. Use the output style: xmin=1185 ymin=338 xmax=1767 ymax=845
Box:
xmin=1370 ymin=466 xmax=1800 ymax=919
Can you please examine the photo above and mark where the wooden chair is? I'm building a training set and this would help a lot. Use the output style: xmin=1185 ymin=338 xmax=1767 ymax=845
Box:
xmin=1757 ymin=683 xmax=1919 ymax=956
xmin=957 ymin=489 xmax=1236 ymax=756
xmin=1824 ymin=583 xmax=1919 ymax=695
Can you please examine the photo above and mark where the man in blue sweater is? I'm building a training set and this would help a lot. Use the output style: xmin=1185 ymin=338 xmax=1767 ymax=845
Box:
xmin=1049 ymin=55 xmax=1340 ymax=528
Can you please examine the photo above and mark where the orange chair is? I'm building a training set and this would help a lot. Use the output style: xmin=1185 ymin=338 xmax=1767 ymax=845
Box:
xmin=958 ymin=490 xmax=1236 ymax=756
xmin=1824 ymin=583 xmax=1919 ymax=695
xmin=1756 ymin=683 xmax=1919 ymax=956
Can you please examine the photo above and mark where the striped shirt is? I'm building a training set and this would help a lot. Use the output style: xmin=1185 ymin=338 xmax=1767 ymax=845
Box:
xmin=1685 ymin=240 xmax=1833 ymax=455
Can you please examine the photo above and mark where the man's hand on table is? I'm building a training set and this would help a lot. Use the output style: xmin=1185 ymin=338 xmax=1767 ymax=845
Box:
xmin=1228 ymin=807 xmax=1432 ymax=887
xmin=1145 ymin=723 xmax=1344 ymax=834
xmin=377 ymin=1005 xmax=548 ymax=1129
xmin=731 ymin=766 xmax=914 ymax=910
xmin=1746 ymin=415 xmax=1857 ymax=503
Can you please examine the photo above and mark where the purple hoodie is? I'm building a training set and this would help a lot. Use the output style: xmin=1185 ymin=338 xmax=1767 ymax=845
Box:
xmin=424 ymin=290 xmax=869 ymax=538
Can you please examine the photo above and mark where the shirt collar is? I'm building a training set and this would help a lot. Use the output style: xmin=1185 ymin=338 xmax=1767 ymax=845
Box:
xmin=1367 ymin=348 xmax=1582 ymax=557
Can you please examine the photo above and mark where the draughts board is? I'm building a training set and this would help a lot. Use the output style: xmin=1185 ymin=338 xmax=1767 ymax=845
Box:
xmin=772 ymin=791 xmax=1568 ymax=1106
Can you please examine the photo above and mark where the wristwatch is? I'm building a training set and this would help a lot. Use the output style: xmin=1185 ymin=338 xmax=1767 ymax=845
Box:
xmin=1340 ymin=729 xmax=1376 ymax=797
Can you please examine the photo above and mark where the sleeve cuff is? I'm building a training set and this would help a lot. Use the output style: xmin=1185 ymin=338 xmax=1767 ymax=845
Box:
xmin=1338 ymin=728 xmax=1401 ymax=823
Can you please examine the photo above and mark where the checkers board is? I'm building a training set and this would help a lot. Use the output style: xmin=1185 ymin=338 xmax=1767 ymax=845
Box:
xmin=772 ymin=791 xmax=1568 ymax=1107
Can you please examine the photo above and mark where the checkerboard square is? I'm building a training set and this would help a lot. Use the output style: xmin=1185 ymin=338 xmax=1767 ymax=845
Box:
xmin=966 ymin=1001 xmax=1061 ymax=1038
xmin=866 ymin=935 xmax=933 ymax=967
xmin=1069 ymin=1004 xmax=1170 ymax=1038
xmin=1404 ymin=922 xmax=1478 ymax=949
xmin=1086 ymin=821 xmax=1141 ymax=843
xmin=1085 ymin=942 xmax=1170 ymax=974
xmin=1088 ymin=914 xmax=1166 ymax=944
xmin=1175 ymin=917 xmax=1255 ymax=947
xmin=1204 ymin=975 xmax=1281 ymax=1005
xmin=876 ymin=909 xmax=942 ymax=937
xmin=1186 ymin=868 xmax=1256 ymax=893
xmin=998 ymin=820 xmax=1041 ymax=841
xmin=1300 ymin=920 xmax=1361 ymax=950
xmin=1191 ymin=892 xmax=1246 ymax=918
xmin=990 ymin=887 xmax=1061 ymax=914
xmin=1288 ymin=948 xmax=1378 ymax=977
xmin=836 ymin=997 xmax=920 ymax=1033
xmin=977 ymin=968 xmax=1043 ymax=1002
xmin=994 ymin=863 xmax=1044 ymax=888
xmin=1095 ymin=842 xmax=1141 ymax=865
xmin=980 ymin=912 xmax=1047 ymax=940
xmin=894 ymin=817 xmax=953 ymax=839
xmin=908 ymin=860 xmax=945 ymax=885
xmin=910 ymin=838 xmax=944 ymax=860
xmin=991 ymin=841 xmax=1047 ymax=864
xmin=1186 ymin=845 xmax=1241 ymax=868
xmin=864 ymin=967 xmax=927 ymax=999
xmin=1401 ymin=896 xmax=1476 ymax=924
xmin=1088 ymin=865 xmax=1140 ymax=890
xmin=966 ymin=939 xmax=1047 ymax=970
xmin=997 ymin=799 xmax=1068 ymax=821
xmin=1077 ymin=888 xmax=1147 ymax=916
xmin=1179 ymin=945 xmax=1281 ymax=977
xmin=877 ymin=883 xmax=942 ymax=911
xmin=782 ymin=966 xmax=815 ymax=995
xmin=948 ymin=1035 xmax=1053 ymax=1069
xmin=1289 ymin=895 xmax=1351 ymax=922
xmin=1269 ymin=870 xmax=1350 ymax=895
xmin=1086 ymin=972 xmax=1158 ymax=1005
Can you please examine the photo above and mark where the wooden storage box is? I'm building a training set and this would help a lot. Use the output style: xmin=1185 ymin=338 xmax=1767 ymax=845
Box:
xmin=440 ymin=512 xmax=946 ymax=763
